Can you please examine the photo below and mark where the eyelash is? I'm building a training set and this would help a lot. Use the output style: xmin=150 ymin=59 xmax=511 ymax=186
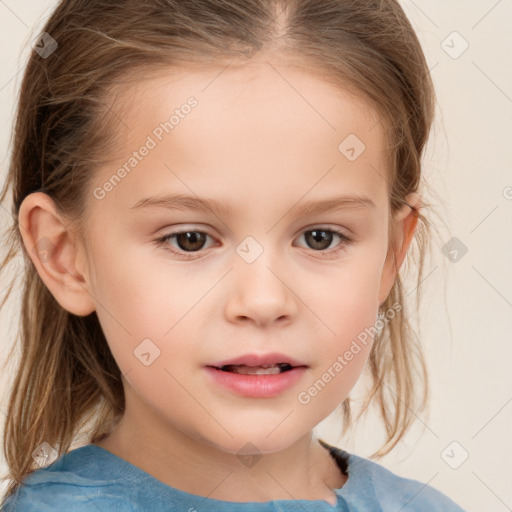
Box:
xmin=153 ymin=227 xmax=353 ymax=259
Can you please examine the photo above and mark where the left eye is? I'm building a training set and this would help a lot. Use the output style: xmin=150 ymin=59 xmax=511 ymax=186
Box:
xmin=154 ymin=227 xmax=351 ymax=257
xmin=296 ymin=228 xmax=350 ymax=253
xmin=155 ymin=230 xmax=215 ymax=254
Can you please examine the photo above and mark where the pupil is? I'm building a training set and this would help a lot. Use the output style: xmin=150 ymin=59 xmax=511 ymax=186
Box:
xmin=307 ymin=230 xmax=331 ymax=250
xmin=177 ymin=231 xmax=206 ymax=251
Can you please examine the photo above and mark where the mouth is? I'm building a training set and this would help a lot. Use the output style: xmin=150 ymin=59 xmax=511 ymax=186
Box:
xmin=206 ymin=352 xmax=308 ymax=375
xmin=204 ymin=359 xmax=308 ymax=398
xmin=213 ymin=363 xmax=296 ymax=375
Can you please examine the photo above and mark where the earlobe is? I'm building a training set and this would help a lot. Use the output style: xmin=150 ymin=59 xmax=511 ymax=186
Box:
xmin=378 ymin=192 xmax=422 ymax=306
xmin=18 ymin=192 xmax=96 ymax=316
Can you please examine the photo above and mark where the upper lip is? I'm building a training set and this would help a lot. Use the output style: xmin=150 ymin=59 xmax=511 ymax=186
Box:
xmin=207 ymin=352 xmax=308 ymax=368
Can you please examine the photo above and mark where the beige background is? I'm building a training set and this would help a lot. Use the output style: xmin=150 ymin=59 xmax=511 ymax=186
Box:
xmin=1 ymin=1 xmax=511 ymax=511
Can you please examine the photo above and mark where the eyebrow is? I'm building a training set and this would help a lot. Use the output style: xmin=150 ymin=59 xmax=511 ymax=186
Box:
xmin=129 ymin=193 xmax=376 ymax=217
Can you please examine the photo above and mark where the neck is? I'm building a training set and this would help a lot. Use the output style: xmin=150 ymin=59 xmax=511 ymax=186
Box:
xmin=94 ymin=408 xmax=345 ymax=505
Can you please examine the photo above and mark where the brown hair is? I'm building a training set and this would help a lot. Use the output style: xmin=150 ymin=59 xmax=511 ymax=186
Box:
xmin=0 ymin=0 xmax=438 ymax=503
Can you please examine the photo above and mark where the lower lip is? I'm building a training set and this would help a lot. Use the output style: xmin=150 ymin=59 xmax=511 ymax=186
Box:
xmin=204 ymin=366 xmax=307 ymax=398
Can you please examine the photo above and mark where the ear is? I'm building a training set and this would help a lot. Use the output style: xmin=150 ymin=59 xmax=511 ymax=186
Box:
xmin=18 ymin=192 xmax=96 ymax=316
xmin=378 ymin=192 xmax=422 ymax=306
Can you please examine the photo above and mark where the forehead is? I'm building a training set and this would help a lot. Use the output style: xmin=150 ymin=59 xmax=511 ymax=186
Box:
xmin=115 ymin=58 xmax=382 ymax=141
xmin=94 ymin=59 xmax=389 ymax=214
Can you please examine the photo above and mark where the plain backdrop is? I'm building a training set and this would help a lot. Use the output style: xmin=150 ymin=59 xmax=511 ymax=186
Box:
xmin=1 ymin=2 xmax=511 ymax=511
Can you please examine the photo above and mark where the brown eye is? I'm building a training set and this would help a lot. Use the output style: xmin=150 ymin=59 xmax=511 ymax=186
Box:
xmin=155 ymin=230 xmax=215 ymax=256
xmin=297 ymin=228 xmax=350 ymax=253
xmin=304 ymin=229 xmax=336 ymax=250
xmin=172 ymin=231 xmax=208 ymax=252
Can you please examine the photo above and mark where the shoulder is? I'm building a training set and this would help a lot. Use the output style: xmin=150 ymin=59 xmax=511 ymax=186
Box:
xmin=320 ymin=441 xmax=466 ymax=512
xmin=0 ymin=484 xmax=134 ymax=512
xmin=347 ymin=451 xmax=467 ymax=511
xmin=0 ymin=446 xmax=136 ymax=512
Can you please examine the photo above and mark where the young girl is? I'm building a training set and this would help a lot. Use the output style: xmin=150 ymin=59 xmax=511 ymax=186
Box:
xmin=0 ymin=0 xmax=466 ymax=510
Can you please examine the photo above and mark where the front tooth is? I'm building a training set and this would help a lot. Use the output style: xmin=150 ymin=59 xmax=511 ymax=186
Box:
xmin=232 ymin=365 xmax=281 ymax=375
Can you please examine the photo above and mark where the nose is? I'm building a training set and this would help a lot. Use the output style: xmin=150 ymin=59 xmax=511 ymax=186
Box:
xmin=224 ymin=250 xmax=298 ymax=327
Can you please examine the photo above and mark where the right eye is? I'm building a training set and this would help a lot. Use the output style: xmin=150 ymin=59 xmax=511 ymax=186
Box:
xmin=154 ymin=229 xmax=217 ymax=257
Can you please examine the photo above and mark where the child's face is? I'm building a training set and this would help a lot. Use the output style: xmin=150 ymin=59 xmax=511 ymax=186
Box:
xmin=61 ymin=59 xmax=413 ymax=454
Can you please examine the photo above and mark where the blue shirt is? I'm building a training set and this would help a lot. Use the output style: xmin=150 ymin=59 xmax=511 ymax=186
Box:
xmin=1 ymin=441 xmax=466 ymax=511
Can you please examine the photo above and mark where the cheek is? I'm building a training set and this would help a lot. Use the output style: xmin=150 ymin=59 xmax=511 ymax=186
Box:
xmin=298 ymin=254 xmax=383 ymax=400
xmin=87 ymin=243 xmax=214 ymax=387
xmin=306 ymin=255 xmax=383 ymax=341
xmin=298 ymin=283 xmax=379 ymax=418
xmin=87 ymin=226 xmax=186 ymax=323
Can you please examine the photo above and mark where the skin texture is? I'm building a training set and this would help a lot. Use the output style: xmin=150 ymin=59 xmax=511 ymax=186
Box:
xmin=18 ymin=55 xmax=420 ymax=506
